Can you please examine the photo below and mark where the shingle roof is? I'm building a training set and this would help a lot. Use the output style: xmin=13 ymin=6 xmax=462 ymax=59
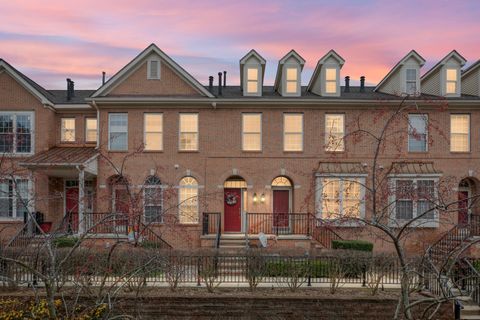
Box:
xmin=49 ymin=90 xmax=95 ymax=104
xmin=20 ymin=147 xmax=98 ymax=166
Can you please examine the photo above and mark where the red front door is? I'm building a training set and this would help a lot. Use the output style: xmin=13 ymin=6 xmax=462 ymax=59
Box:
xmin=224 ymin=188 xmax=242 ymax=232
xmin=273 ymin=190 xmax=290 ymax=228
xmin=458 ymin=191 xmax=469 ymax=225
xmin=65 ymin=187 xmax=79 ymax=233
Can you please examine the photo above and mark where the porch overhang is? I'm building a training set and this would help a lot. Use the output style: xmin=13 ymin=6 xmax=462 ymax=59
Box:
xmin=19 ymin=147 xmax=98 ymax=177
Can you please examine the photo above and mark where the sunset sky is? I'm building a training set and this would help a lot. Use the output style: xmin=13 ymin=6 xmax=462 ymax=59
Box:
xmin=1 ymin=0 xmax=479 ymax=89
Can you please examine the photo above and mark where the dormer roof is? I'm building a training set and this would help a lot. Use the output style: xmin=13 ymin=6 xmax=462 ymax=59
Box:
xmin=462 ymin=60 xmax=480 ymax=78
xmin=239 ymin=49 xmax=266 ymax=91
xmin=374 ymin=50 xmax=425 ymax=93
xmin=274 ymin=50 xmax=306 ymax=91
xmin=306 ymin=49 xmax=345 ymax=92
xmin=461 ymin=60 xmax=480 ymax=97
xmin=421 ymin=50 xmax=467 ymax=82
xmin=91 ymin=43 xmax=214 ymax=98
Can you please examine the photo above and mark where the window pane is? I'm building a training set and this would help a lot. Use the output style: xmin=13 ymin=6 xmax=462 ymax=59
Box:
xmin=145 ymin=114 xmax=162 ymax=133
xmin=109 ymin=114 xmax=128 ymax=151
xmin=325 ymin=114 xmax=344 ymax=151
xmin=179 ymin=114 xmax=198 ymax=132
xmin=446 ymin=82 xmax=456 ymax=94
xmin=247 ymin=68 xmax=258 ymax=81
xmin=0 ymin=115 xmax=13 ymax=153
xmin=451 ymin=115 xmax=470 ymax=152
xmin=326 ymin=68 xmax=336 ymax=81
xmin=85 ymin=118 xmax=97 ymax=142
xmin=243 ymin=114 xmax=261 ymax=150
xmin=284 ymin=133 xmax=302 ymax=151
xmin=180 ymin=133 xmax=198 ymax=151
xmin=247 ymin=81 xmax=258 ymax=93
xmin=284 ymin=114 xmax=302 ymax=133
xmin=15 ymin=180 xmax=29 ymax=219
xmin=406 ymin=69 xmax=416 ymax=81
xmin=179 ymin=114 xmax=198 ymax=151
xmin=286 ymin=67 xmax=297 ymax=81
xmin=446 ymin=69 xmax=457 ymax=81
xmin=61 ymin=118 xmax=75 ymax=142
xmin=396 ymin=200 xmax=413 ymax=220
xmin=286 ymin=81 xmax=297 ymax=94
xmin=145 ymin=114 xmax=163 ymax=151
xmin=406 ymin=81 xmax=417 ymax=94
xmin=243 ymin=133 xmax=261 ymax=151
xmin=0 ymin=181 xmax=12 ymax=218
xmin=325 ymin=81 xmax=337 ymax=94
xmin=145 ymin=133 xmax=163 ymax=150
xmin=408 ymin=115 xmax=427 ymax=152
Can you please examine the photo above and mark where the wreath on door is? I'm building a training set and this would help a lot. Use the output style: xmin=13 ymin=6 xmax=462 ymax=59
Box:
xmin=225 ymin=192 xmax=238 ymax=206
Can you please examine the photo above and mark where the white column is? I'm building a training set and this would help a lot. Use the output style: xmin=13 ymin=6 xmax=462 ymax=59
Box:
xmin=78 ymin=169 xmax=85 ymax=234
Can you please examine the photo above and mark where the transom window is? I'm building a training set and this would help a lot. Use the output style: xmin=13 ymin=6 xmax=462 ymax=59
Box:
xmin=242 ymin=113 xmax=262 ymax=151
xmin=144 ymin=113 xmax=163 ymax=151
xmin=325 ymin=114 xmax=345 ymax=152
xmin=408 ymin=114 xmax=428 ymax=152
xmin=179 ymin=113 xmax=198 ymax=151
xmin=393 ymin=178 xmax=436 ymax=221
xmin=108 ymin=113 xmax=128 ymax=151
xmin=446 ymin=68 xmax=458 ymax=94
xmin=450 ymin=114 xmax=470 ymax=152
xmin=61 ymin=118 xmax=75 ymax=142
xmin=85 ymin=118 xmax=97 ymax=143
xmin=284 ymin=113 xmax=303 ymax=151
xmin=285 ymin=67 xmax=298 ymax=94
xmin=325 ymin=68 xmax=337 ymax=94
xmin=144 ymin=176 xmax=163 ymax=223
xmin=0 ymin=112 xmax=33 ymax=154
xmin=406 ymin=69 xmax=417 ymax=94
xmin=246 ymin=67 xmax=259 ymax=94
xmin=272 ymin=176 xmax=292 ymax=187
xmin=178 ymin=177 xmax=199 ymax=224
xmin=0 ymin=179 xmax=29 ymax=219
xmin=318 ymin=177 xmax=365 ymax=220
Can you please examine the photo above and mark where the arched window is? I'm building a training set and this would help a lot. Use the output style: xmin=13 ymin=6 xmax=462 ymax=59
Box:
xmin=179 ymin=177 xmax=198 ymax=224
xmin=272 ymin=176 xmax=292 ymax=187
xmin=144 ymin=176 xmax=162 ymax=223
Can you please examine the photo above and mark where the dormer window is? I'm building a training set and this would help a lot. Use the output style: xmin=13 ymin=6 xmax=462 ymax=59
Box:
xmin=325 ymin=68 xmax=337 ymax=94
xmin=147 ymin=59 xmax=160 ymax=80
xmin=406 ymin=68 xmax=417 ymax=95
xmin=246 ymin=67 xmax=259 ymax=94
xmin=446 ymin=68 xmax=458 ymax=94
xmin=285 ymin=67 xmax=299 ymax=94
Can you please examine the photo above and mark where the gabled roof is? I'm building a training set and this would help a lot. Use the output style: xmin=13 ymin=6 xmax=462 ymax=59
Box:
xmin=274 ymin=50 xmax=306 ymax=91
xmin=307 ymin=49 xmax=345 ymax=92
xmin=91 ymin=43 xmax=214 ymax=98
xmin=421 ymin=50 xmax=467 ymax=81
xmin=239 ymin=49 xmax=266 ymax=91
xmin=374 ymin=50 xmax=425 ymax=92
xmin=462 ymin=60 xmax=480 ymax=78
xmin=0 ymin=59 xmax=55 ymax=106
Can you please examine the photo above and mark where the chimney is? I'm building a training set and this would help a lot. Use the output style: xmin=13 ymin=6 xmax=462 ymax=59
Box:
xmin=344 ymin=76 xmax=350 ymax=93
xmin=66 ymin=78 xmax=72 ymax=101
xmin=70 ymin=80 xmax=75 ymax=97
xmin=223 ymin=71 xmax=226 ymax=87
xmin=208 ymin=76 xmax=214 ymax=92
xmin=102 ymin=71 xmax=106 ymax=85
xmin=218 ymin=72 xmax=222 ymax=96
xmin=360 ymin=76 xmax=365 ymax=92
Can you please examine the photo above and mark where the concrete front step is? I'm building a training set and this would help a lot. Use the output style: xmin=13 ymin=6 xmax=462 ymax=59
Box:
xmin=460 ymin=315 xmax=480 ymax=320
xmin=462 ymin=304 xmax=480 ymax=316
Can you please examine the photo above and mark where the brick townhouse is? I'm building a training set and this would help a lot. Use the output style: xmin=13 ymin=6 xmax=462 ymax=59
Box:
xmin=1 ymin=44 xmax=480 ymax=253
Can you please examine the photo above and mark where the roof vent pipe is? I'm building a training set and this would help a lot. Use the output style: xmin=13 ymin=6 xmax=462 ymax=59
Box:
xmin=360 ymin=76 xmax=365 ymax=92
xmin=102 ymin=71 xmax=106 ymax=85
xmin=223 ymin=71 xmax=226 ymax=87
xmin=218 ymin=72 xmax=222 ymax=96
xmin=344 ymin=76 xmax=350 ymax=93
xmin=208 ymin=76 xmax=214 ymax=93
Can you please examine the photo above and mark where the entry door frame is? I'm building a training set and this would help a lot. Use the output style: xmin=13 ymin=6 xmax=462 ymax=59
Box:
xmin=272 ymin=186 xmax=292 ymax=231
xmin=223 ymin=187 xmax=244 ymax=233
xmin=64 ymin=179 xmax=94 ymax=233
xmin=458 ymin=186 xmax=471 ymax=225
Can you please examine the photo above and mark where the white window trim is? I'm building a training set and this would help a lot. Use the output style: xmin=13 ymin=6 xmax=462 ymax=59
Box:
xmin=244 ymin=64 xmax=262 ymax=97
xmin=0 ymin=111 xmax=35 ymax=156
xmin=450 ymin=114 xmax=470 ymax=152
xmin=388 ymin=175 xmax=440 ymax=228
xmin=443 ymin=65 xmax=461 ymax=97
xmin=147 ymin=59 xmax=161 ymax=80
xmin=85 ymin=118 xmax=97 ymax=143
xmin=108 ymin=113 xmax=128 ymax=151
xmin=242 ymin=113 xmax=262 ymax=151
xmin=0 ymin=177 xmax=32 ymax=221
xmin=283 ymin=113 xmax=303 ymax=152
xmin=282 ymin=64 xmax=301 ymax=96
xmin=61 ymin=117 xmax=76 ymax=142
xmin=178 ymin=177 xmax=199 ymax=224
xmin=322 ymin=65 xmax=340 ymax=96
xmin=407 ymin=114 xmax=428 ymax=153
xmin=315 ymin=175 xmax=366 ymax=227
xmin=325 ymin=113 xmax=345 ymax=152
xmin=178 ymin=113 xmax=199 ymax=151
xmin=402 ymin=65 xmax=420 ymax=96
xmin=143 ymin=113 xmax=163 ymax=151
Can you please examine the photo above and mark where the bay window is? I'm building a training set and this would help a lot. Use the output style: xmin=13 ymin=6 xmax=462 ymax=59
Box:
xmin=317 ymin=177 xmax=365 ymax=220
xmin=0 ymin=112 xmax=33 ymax=154
xmin=393 ymin=178 xmax=436 ymax=223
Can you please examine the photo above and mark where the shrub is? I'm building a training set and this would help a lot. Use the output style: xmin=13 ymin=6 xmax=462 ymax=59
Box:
xmin=53 ymin=236 xmax=78 ymax=248
xmin=332 ymin=240 xmax=374 ymax=252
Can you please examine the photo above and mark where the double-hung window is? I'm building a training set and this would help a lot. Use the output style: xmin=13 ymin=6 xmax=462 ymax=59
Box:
xmin=61 ymin=118 xmax=75 ymax=142
xmin=246 ymin=67 xmax=259 ymax=94
xmin=0 ymin=179 xmax=29 ymax=219
xmin=0 ymin=112 xmax=33 ymax=154
xmin=450 ymin=114 xmax=470 ymax=152
xmin=179 ymin=113 xmax=198 ymax=151
xmin=108 ymin=113 xmax=128 ymax=151
xmin=406 ymin=69 xmax=417 ymax=95
xmin=285 ymin=67 xmax=298 ymax=94
xmin=284 ymin=113 xmax=303 ymax=151
xmin=242 ymin=113 xmax=262 ymax=151
xmin=446 ymin=68 xmax=458 ymax=95
xmin=325 ymin=114 xmax=345 ymax=152
xmin=318 ymin=177 xmax=365 ymax=221
xmin=325 ymin=68 xmax=337 ymax=94
xmin=393 ymin=178 xmax=436 ymax=223
xmin=144 ymin=113 xmax=163 ymax=151
xmin=85 ymin=118 xmax=97 ymax=143
xmin=408 ymin=114 xmax=428 ymax=152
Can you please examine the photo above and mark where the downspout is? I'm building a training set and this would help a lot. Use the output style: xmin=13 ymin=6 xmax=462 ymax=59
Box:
xmin=91 ymin=100 xmax=100 ymax=149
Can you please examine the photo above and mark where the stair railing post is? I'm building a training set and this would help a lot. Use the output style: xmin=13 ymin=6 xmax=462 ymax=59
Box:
xmin=244 ymin=212 xmax=249 ymax=248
